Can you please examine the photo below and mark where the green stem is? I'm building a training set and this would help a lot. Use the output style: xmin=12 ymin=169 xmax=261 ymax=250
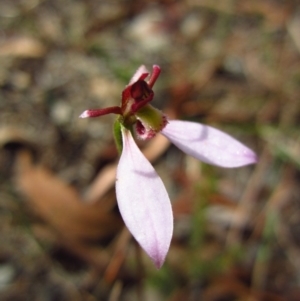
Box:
xmin=113 ymin=118 xmax=123 ymax=154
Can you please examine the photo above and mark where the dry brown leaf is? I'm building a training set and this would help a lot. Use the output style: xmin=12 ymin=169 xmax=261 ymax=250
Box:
xmin=15 ymin=150 xmax=122 ymax=243
xmin=0 ymin=36 xmax=46 ymax=58
xmin=0 ymin=127 xmax=36 ymax=149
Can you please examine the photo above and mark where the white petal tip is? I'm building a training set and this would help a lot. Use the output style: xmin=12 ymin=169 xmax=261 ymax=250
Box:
xmin=153 ymin=257 xmax=165 ymax=269
xmin=245 ymin=151 xmax=258 ymax=165
xmin=79 ymin=111 xmax=89 ymax=118
xmin=148 ymin=246 xmax=168 ymax=269
xmin=250 ymin=152 xmax=258 ymax=163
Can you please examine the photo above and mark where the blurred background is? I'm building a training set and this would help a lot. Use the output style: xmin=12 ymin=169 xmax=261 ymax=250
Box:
xmin=1 ymin=0 xmax=300 ymax=300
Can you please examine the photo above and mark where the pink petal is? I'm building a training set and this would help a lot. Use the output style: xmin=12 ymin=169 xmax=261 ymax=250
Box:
xmin=116 ymin=128 xmax=173 ymax=268
xmin=147 ymin=65 xmax=161 ymax=88
xmin=161 ymin=120 xmax=257 ymax=168
xmin=128 ymin=65 xmax=149 ymax=85
xmin=79 ymin=106 xmax=122 ymax=118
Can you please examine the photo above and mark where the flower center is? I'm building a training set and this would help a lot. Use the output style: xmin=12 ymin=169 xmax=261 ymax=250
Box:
xmin=131 ymin=80 xmax=153 ymax=102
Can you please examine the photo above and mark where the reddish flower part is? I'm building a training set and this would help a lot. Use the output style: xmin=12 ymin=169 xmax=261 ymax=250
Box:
xmin=79 ymin=65 xmax=257 ymax=268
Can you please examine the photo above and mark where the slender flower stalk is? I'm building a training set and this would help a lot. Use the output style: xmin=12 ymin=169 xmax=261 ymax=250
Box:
xmin=80 ymin=65 xmax=257 ymax=268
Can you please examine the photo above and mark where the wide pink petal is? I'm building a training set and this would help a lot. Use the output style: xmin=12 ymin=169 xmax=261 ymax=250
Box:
xmin=161 ymin=120 xmax=257 ymax=168
xmin=116 ymin=128 xmax=173 ymax=268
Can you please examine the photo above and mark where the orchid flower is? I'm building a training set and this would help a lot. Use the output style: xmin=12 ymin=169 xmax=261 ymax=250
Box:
xmin=80 ymin=65 xmax=257 ymax=268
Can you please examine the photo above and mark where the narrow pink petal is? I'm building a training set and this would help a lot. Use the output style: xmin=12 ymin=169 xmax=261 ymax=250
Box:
xmin=116 ymin=128 xmax=173 ymax=268
xmin=147 ymin=65 xmax=161 ymax=88
xmin=161 ymin=120 xmax=257 ymax=168
xmin=79 ymin=106 xmax=122 ymax=118
xmin=128 ymin=65 xmax=149 ymax=85
xmin=79 ymin=110 xmax=91 ymax=118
